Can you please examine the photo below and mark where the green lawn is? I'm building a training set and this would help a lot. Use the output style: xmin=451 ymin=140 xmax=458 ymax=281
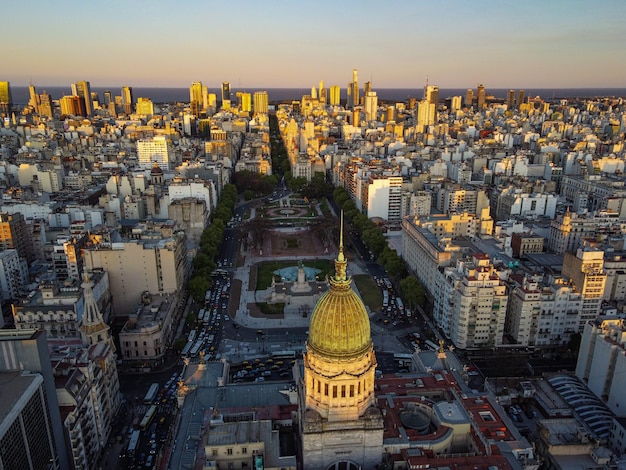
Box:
xmin=352 ymin=274 xmax=382 ymax=312
xmin=256 ymin=259 xmax=334 ymax=290
xmin=257 ymin=302 xmax=285 ymax=315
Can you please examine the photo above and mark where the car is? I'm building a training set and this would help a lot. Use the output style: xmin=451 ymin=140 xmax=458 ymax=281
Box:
xmin=280 ymin=371 xmax=290 ymax=378
xmin=262 ymin=371 xmax=271 ymax=377
xmin=255 ymin=377 xmax=265 ymax=382
xmin=145 ymin=455 xmax=154 ymax=467
xmin=149 ymin=443 xmax=157 ymax=454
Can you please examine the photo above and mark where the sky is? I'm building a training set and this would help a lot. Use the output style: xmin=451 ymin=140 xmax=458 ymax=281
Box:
xmin=3 ymin=0 xmax=626 ymax=89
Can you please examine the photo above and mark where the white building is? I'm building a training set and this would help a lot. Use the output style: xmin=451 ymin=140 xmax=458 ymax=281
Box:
xmin=137 ymin=136 xmax=172 ymax=170
xmin=0 ymin=249 xmax=28 ymax=300
xmin=576 ymin=318 xmax=626 ymax=416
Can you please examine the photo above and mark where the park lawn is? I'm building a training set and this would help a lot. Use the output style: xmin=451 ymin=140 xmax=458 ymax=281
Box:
xmin=256 ymin=259 xmax=333 ymax=290
xmin=352 ymin=274 xmax=382 ymax=312
xmin=257 ymin=302 xmax=285 ymax=315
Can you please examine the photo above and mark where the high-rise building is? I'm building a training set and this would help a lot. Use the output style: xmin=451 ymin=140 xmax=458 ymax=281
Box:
xmin=59 ymin=95 xmax=84 ymax=116
xmin=299 ymin=219 xmax=383 ymax=469
xmin=477 ymin=84 xmax=486 ymax=109
xmin=318 ymin=79 xmax=326 ymax=104
xmin=189 ymin=81 xmax=203 ymax=116
xmin=329 ymin=85 xmax=340 ymax=106
xmin=465 ymin=88 xmax=473 ymax=107
xmin=517 ymin=89 xmax=525 ymax=107
xmin=103 ymin=90 xmax=112 ymax=106
xmin=221 ymin=82 xmax=230 ymax=105
xmin=253 ymin=91 xmax=269 ymax=115
xmin=364 ymin=91 xmax=378 ymax=121
xmin=71 ymin=80 xmax=93 ymax=116
xmin=136 ymin=136 xmax=172 ymax=170
xmin=121 ymin=86 xmax=133 ymax=114
xmin=450 ymin=95 xmax=462 ymax=112
xmin=349 ymin=69 xmax=359 ymax=109
xmin=239 ymin=92 xmax=252 ymax=112
xmin=28 ymin=84 xmax=39 ymax=113
xmin=0 ymin=81 xmax=12 ymax=116
xmin=506 ymin=89 xmax=515 ymax=109
xmin=0 ymin=212 xmax=35 ymax=265
xmin=425 ymin=85 xmax=439 ymax=105
xmin=38 ymin=91 xmax=53 ymax=118
xmin=135 ymin=97 xmax=154 ymax=117
xmin=0 ymin=329 xmax=71 ymax=469
xmin=417 ymin=99 xmax=436 ymax=133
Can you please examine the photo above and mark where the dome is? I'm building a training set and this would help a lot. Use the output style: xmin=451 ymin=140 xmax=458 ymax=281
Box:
xmin=307 ymin=220 xmax=371 ymax=359
xmin=150 ymin=161 xmax=163 ymax=175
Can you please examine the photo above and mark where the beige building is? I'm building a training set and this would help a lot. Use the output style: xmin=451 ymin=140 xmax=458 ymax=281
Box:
xmin=511 ymin=232 xmax=544 ymax=258
xmin=84 ymin=226 xmax=187 ymax=316
xmin=562 ymin=247 xmax=607 ymax=330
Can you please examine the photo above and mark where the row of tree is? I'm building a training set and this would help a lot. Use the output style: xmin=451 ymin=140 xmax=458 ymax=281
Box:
xmin=332 ymin=186 xmax=426 ymax=310
xmin=187 ymin=184 xmax=238 ymax=303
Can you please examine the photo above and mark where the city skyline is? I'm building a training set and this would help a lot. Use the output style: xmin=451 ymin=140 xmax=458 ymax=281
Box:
xmin=3 ymin=0 xmax=626 ymax=89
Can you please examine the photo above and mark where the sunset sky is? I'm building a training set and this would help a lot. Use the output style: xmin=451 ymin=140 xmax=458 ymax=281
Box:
xmin=3 ymin=0 xmax=626 ymax=89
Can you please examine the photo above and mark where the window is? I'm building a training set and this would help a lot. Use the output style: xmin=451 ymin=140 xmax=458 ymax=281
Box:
xmin=227 ymin=448 xmax=233 ymax=455
xmin=324 ymin=384 xmax=329 ymax=396
xmin=341 ymin=385 xmax=346 ymax=398
xmin=241 ymin=447 xmax=247 ymax=454
xmin=212 ymin=449 xmax=218 ymax=456
xmin=350 ymin=385 xmax=354 ymax=397
xmin=333 ymin=386 xmax=337 ymax=398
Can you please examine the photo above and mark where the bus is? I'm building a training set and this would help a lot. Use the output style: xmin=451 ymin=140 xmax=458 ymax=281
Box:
xmin=189 ymin=340 xmax=203 ymax=357
xmin=382 ymin=290 xmax=389 ymax=308
xmin=181 ymin=341 xmax=193 ymax=357
xmin=139 ymin=404 xmax=158 ymax=430
xmin=127 ymin=429 xmax=141 ymax=460
xmin=188 ymin=329 xmax=197 ymax=343
xmin=271 ymin=350 xmax=296 ymax=360
xmin=424 ymin=340 xmax=439 ymax=351
xmin=396 ymin=298 xmax=404 ymax=313
xmin=144 ymin=383 xmax=159 ymax=404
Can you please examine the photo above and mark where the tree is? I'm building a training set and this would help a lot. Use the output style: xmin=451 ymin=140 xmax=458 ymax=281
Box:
xmin=188 ymin=275 xmax=212 ymax=303
xmin=400 ymin=276 xmax=425 ymax=309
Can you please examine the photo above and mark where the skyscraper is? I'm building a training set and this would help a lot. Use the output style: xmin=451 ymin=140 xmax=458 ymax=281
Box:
xmin=28 ymin=84 xmax=39 ymax=113
xmin=364 ymin=91 xmax=378 ymax=121
xmin=189 ymin=81 xmax=203 ymax=116
xmin=329 ymin=85 xmax=340 ymax=106
xmin=349 ymin=69 xmax=359 ymax=109
xmin=121 ymin=86 xmax=133 ymax=115
xmin=0 ymin=81 xmax=12 ymax=116
xmin=517 ymin=89 xmax=525 ymax=107
xmin=221 ymin=82 xmax=230 ymax=105
xmin=318 ymin=79 xmax=326 ymax=104
xmin=477 ymin=84 xmax=486 ymax=109
xmin=253 ymin=91 xmax=269 ymax=115
xmin=465 ymin=88 xmax=473 ymax=107
xmin=137 ymin=136 xmax=172 ymax=170
xmin=239 ymin=92 xmax=252 ymax=112
xmin=38 ymin=91 xmax=53 ymax=118
xmin=71 ymin=80 xmax=93 ymax=116
xmin=425 ymin=85 xmax=439 ymax=105
xmin=506 ymin=89 xmax=515 ymax=109
xmin=60 ymin=95 xmax=84 ymax=116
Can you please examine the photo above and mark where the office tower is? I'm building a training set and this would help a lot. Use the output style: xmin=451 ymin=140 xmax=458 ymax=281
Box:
xmin=189 ymin=81 xmax=203 ymax=116
xmin=37 ymin=91 xmax=53 ymax=118
xmin=318 ymin=79 xmax=326 ymax=104
xmin=135 ymin=97 xmax=154 ymax=117
xmin=0 ymin=81 xmax=12 ymax=116
xmin=417 ymin=99 xmax=436 ymax=132
xmin=477 ymin=84 xmax=486 ymax=109
xmin=451 ymin=95 xmax=462 ymax=112
xmin=364 ymin=91 xmax=378 ymax=121
xmin=349 ymin=69 xmax=359 ymax=108
xmin=425 ymin=85 xmax=439 ymax=105
xmin=137 ymin=135 xmax=172 ymax=170
xmin=121 ymin=86 xmax=133 ymax=114
xmin=103 ymin=90 xmax=112 ymax=106
xmin=239 ymin=92 xmax=252 ymax=112
xmin=207 ymin=93 xmax=217 ymax=109
xmin=59 ymin=95 xmax=84 ymax=116
xmin=465 ymin=89 xmax=473 ymax=107
xmin=363 ymin=80 xmax=372 ymax=98
xmin=253 ymin=91 xmax=269 ymax=115
xmin=517 ymin=89 xmax=525 ymax=107
xmin=0 ymin=330 xmax=71 ymax=469
xmin=28 ymin=84 xmax=40 ymax=113
xmin=506 ymin=89 xmax=515 ymax=109
xmin=71 ymin=80 xmax=92 ymax=116
xmin=329 ymin=85 xmax=340 ymax=106
xmin=310 ymin=86 xmax=317 ymax=100
xmin=221 ymin=82 xmax=230 ymax=104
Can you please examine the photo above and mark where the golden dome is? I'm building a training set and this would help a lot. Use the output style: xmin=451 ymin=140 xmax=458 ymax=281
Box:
xmin=307 ymin=216 xmax=371 ymax=359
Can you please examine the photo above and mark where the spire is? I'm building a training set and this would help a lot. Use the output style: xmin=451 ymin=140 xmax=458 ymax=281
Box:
xmin=80 ymin=272 xmax=113 ymax=349
xmin=333 ymin=211 xmax=348 ymax=283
